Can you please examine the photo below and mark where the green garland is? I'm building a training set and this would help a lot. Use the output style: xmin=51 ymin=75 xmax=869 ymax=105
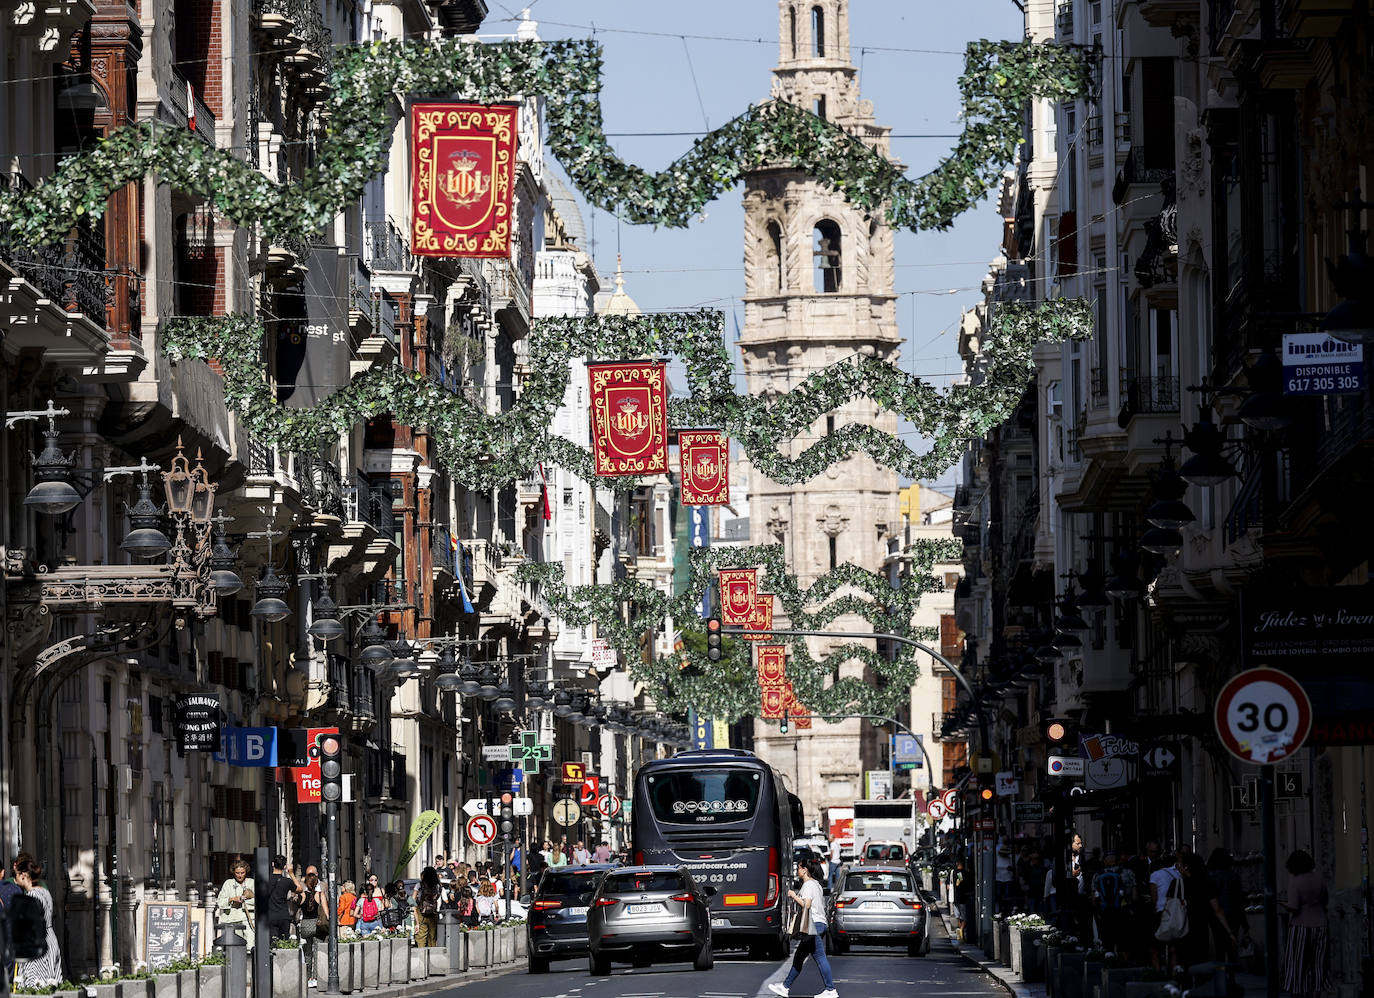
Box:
xmin=0 ymin=39 xmax=1095 ymax=247
xmin=162 ymin=298 xmax=1090 ymax=489
xmin=520 ymin=539 xmax=965 ymax=722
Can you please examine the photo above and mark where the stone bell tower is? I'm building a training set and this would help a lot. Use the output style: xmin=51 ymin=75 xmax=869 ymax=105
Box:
xmin=738 ymin=0 xmax=903 ymax=822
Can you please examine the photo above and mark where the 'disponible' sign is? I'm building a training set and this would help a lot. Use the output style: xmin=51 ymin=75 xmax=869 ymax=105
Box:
xmin=1282 ymin=333 xmax=1364 ymax=396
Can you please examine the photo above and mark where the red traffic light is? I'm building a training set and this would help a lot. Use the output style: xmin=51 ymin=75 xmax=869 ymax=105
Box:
xmin=706 ymin=618 xmax=721 ymax=634
xmin=320 ymin=735 xmax=340 ymax=756
xmin=980 ymin=787 xmax=994 ymax=801
xmin=500 ymin=792 xmax=513 ymax=804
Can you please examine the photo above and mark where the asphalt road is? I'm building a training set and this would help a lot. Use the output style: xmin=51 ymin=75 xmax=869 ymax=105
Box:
xmin=423 ymin=909 xmax=1007 ymax=998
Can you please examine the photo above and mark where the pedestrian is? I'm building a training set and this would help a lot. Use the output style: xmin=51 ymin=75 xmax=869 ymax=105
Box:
xmin=828 ymin=835 xmax=843 ymax=889
xmin=1091 ymin=850 xmax=1136 ymax=952
xmin=353 ymin=873 xmax=386 ymax=935
xmin=216 ymin=858 xmax=256 ymax=953
xmin=337 ymin=880 xmax=358 ymax=936
xmin=594 ymin=840 xmax=612 ymax=863
xmin=0 ymin=855 xmax=26 ymax=982
xmin=13 ymin=856 xmax=62 ymax=987
xmin=1208 ymin=848 xmax=1248 ymax=961
xmin=549 ymin=842 xmax=567 ymax=867
xmin=995 ymin=839 xmax=1016 ymax=914
xmin=413 ymin=866 xmax=442 ymax=947
xmin=768 ymin=859 xmax=838 ymax=998
xmin=385 ymin=880 xmax=411 ymax=932
xmin=1282 ymin=849 xmax=1329 ymax=998
xmin=457 ymin=886 xmax=479 ymax=927
xmin=266 ymin=854 xmax=300 ymax=941
xmin=476 ymin=878 xmax=498 ymax=922
xmin=297 ymin=870 xmax=324 ymax=988
xmin=1149 ymin=847 xmax=1187 ymax=970
xmin=572 ymin=840 xmax=590 ymax=864
xmin=510 ymin=842 xmax=522 ymax=880
xmin=954 ymin=858 xmax=974 ymax=941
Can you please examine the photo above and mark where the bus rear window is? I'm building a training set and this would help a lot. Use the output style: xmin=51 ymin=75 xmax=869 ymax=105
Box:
xmin=646 ymin=770 xmax=761 ymax=824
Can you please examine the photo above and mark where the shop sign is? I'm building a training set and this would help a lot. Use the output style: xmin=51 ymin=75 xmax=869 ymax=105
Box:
xmin=1281 ymin=333 xmax=1363 ymax=396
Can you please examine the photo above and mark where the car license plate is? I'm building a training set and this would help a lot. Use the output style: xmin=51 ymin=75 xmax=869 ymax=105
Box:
xmin=711 ymin=917 xmax=728 ymax=928
xmin=861 ymin=901 xmax=896 ymax=910
xmin=566 ymin=906 xmax=588 ymax=916
xmin=627 ymin=903 xmax=662 ymax=914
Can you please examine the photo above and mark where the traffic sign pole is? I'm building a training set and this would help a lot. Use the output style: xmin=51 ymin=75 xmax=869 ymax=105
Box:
xmin=1261 ymin=765 xmax=1279 ymax=998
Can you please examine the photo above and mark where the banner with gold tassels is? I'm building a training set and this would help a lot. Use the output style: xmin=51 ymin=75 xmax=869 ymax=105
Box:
xmin=679 ymin=429 xmax=729 ymax=505
xmin=410 ymin=102 xmax=517 ymax=258
xmin=588 ymin=362 xmax=669 ymax=476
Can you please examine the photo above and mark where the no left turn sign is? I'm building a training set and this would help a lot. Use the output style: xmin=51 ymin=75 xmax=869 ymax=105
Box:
xmin=928 ymin=798 xmax=948 ymax=820
xmin=1215 ymin=667 xmax=1312 ymax=765
xmin=465 ymin=813 xmax=497 ymax=846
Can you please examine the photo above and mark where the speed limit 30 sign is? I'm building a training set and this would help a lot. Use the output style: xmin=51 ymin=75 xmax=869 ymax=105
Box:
xmin=1215 ymin=667 xmax=1312 ymax=765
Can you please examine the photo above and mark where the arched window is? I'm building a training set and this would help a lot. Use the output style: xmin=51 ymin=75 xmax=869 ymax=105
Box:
xmin=766 ymin=221 xmax=784 ymax=293
xmin=811 ymin=5 xmax=825 ymax=57
xmin=812 ymin=95 xmax=827 ymax=120
xmin=813 ymin=220 xmax=842 ymax=292
xmin=788 ymin=6 xmax=797 ymax=58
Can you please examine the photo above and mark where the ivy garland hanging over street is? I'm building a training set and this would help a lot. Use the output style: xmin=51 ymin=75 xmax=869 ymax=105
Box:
xmin=162 ymin=298 xmax=1091 ymax=489
xmin=520 ymin=539 xmax=965 ymax=722
xmin=0 ymin=39 xmax=1096 ymax=247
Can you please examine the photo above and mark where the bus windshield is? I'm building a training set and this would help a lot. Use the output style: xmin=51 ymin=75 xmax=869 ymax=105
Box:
xmin=645 ymin=769 xmax=762 ymax=824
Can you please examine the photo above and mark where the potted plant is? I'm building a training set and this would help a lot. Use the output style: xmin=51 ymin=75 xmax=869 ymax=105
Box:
xmin=1058 ymin=944 xmax=1087 ymax=998
xmin=1007 ymin=913 xmax=1050 ymax=981
xmin=1082 ymin=946 xmax=1109 ymax=998
xmin=360 ymin=934 xmax=382 ymax=989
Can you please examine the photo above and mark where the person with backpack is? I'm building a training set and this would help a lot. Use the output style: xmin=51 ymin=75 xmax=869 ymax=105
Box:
xmin=412 ymin=867 xmax=442 ymax=947
xmin=12 ymin=856 xmax=59 ymax=987
xmin=456 ymin=886 xmax=479 ymax=927
xmin=353 ymin=873 xmax=387 ymax=936
xmin=1091 ymin=851 xmax=1136 ymax=951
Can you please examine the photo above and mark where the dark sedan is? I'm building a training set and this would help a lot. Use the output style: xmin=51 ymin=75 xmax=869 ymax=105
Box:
xmin=526 ymin=864 xmax=617 ymax=973
xmin=828 ymin=863 xmax=928 ymax=957
xmin=586 ymin=865 xmax=716 ymax=975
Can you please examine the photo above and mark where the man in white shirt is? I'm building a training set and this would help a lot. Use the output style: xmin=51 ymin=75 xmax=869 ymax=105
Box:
xmin=828 ymin=838 xmax=843 ymax=889
xmin=1148 ymin=848 xmax=1186 ymax=969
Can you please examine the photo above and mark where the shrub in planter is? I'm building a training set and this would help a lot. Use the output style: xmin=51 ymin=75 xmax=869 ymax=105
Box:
xmin=1059 ymin=950 xmax=1087 ymax=998
xmin=466 ymin=928 xmax=492 ymax=969
xmin=361 ymin=938 xmax=381 ymax=989
xmin=270 ymin=946 xmax=301 ymax=997
xmin=1103 ymin=964 xmax=1148 ymax=998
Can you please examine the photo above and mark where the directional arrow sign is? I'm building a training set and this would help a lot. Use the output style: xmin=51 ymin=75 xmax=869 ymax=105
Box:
xmin=462 ymin=798 xmax=490 ymax=818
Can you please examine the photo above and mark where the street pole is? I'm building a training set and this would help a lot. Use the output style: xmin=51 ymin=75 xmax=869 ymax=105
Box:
xmin=325 ymin=799 xmax=340 ymax=994
xmin=1261 ymin=765 xmax=1279 ymax=998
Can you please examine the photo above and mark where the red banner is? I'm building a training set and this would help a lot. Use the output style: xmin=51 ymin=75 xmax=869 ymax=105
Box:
xmin=755 ymin=644 xmax=787 ymax=687
xmin=293 ymin=726 xmax=339 ymax=804
xmin=679 ymin=430 xmax=729 ymax=506
xmin=742 ymin=592 xmax=775 ymax=642
xmin=719 ymin=568 xmax=758 ymax=625
xmin=411 ymin=102 xmax=517 ymax=258
xmin=588 ymin=362 xmax=669 ymax=477
xmin=761 ymin=686 xmax=787 ymax=719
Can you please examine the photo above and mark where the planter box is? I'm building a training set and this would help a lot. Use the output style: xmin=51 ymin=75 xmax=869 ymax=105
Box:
xmin=361 ymin=938 xmax=381 ymax=989
xmin=178 ymin=969 xmax=199 ymax=998
xmin=394 ymin=937 xmax=413 ymax=984
xmin=196 ymin=964 xmax=224 ymax=998
xmin=514 ymin=929 xmax=526 ymax=959
xmin=117 ymin=981 xmax=153 ymax=998
xmin=272 ymin=948 xmax=301 ymax=998
xmin=52 ymin=990 xmax=83 ymax=998
xmin=409 ymin=946 xmax=429 ymax=980
xmin=1011 ymin=928 xmax=1046 ymax=982
xmin=1045 ymin=947 xmax=1061 ymax=998
xmin=1103 ymin=966 xmax=1148 ymax=998
xmin=466 ymin=930 xmax=491 ymax=968
xmin=331 ymin=942 xmax=357 ymax=993
xmin=87 ymin=984 xmax=120 ymax=998
xmin=991 ymin=922 xmax=1006 ymax=963
xmin=444 ymin=930 xmax=467 ymax=974
xmin=496 ymin=927 xmax=514 ymax=963
xmin=1084 ymin=959 xmax=1106 ymax=998
xmin=1124 ymin=982 xmax=1170 ymax=998
xmin=1059 ymin=952 xmax=1086 ymax=998
xmin=151 ymin=972 xmax=178 ymax=998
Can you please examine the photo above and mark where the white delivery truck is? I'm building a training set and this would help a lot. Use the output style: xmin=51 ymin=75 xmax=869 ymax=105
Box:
xmin=851 ymin=799 xmax=918 ymax=862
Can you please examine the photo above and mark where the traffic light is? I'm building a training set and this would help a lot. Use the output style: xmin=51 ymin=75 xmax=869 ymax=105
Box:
xmin=705 ymin=617 xmax=723 ymax=662
xmin=980 ymin=786 xmax=995 ymax=802
xmin=1043 ymin=717 xmax=1075 ymax=747
xmin=499 ymin=792 xmax=515 ymax=842
xmin=317 ymin=732 xmax=344 ymax=805
xmin=977 ymin=767 xmax=995 ymax=802
xmin=780 ymin=709 xmax=789 ymax=735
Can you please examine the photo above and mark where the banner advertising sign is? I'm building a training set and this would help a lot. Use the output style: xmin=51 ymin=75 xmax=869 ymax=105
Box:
xmin=393 ymin=810 xmax=442 ymax=880
xmin=588 ymin=362 xmax=669 ymax=477
xmin=755 ymin=644 xmax=788 ymax=686
xmin=1281 ymin=332 xmax=1364 ymax=396
xmin=678 ymin=429 xmax=730 ymax=505
xmin=690 ymin=709 xmax=713 ymax=750
xmin=761 ymin=686 xmax=787 ymax=719
xmin=410 ymin=102 xmax=517 ymax=258
xmin=719 ymin=568 xmax=758 ymax=625
xmin=291 ymin=727 xmax=340 ymax=804
xmin=175 ymin=695 xmax=221 ymax=752
xmin=742 ymin=592 xmax=775 ymax=641
xmin=1241 ymin=586 xmax=1374 ymax=744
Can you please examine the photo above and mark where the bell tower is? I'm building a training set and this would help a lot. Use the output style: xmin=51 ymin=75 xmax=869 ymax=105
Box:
xmin=739 ymin=0 xmax=903 ymax=817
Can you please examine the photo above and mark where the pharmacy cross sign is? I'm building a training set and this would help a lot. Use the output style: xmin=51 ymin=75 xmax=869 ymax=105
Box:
xmin=507 ymin=730 xmax=553 ymax=774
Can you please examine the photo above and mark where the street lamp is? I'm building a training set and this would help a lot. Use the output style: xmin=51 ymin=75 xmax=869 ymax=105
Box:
xmin=1319 ymin=224 xmax=1374 ymax=344
xmin=358 ymin=619 xmax=394 ymax=669
xmin=1180 ymin=403 xmax=1238 ymax=487
xmin=5 ymin=400 xmax=81 ymax=515
xmin=492 ymin=678 xmax=516 ymax=713
xmin=251 ymin=564 xmax=291 ymax=622
xmin=207 ymin=512 xmax=244 ymax=595
xmin=433 ymin=646 xmax=462 ymax=692
xmin=458 ymin=658 xmax=482 ymax=697
xmin=120 ymin=475 xmax=173 ymax=559
xmin=477 ymin=664 xmax=501 ymax=701
xmin=308 ymin=587 xmax=345 ymax=642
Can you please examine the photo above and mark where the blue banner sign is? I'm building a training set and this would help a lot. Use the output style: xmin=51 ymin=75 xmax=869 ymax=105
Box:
xmin=214 ymin=727 xmax=279 ymax=767
xmin=1282 ymin=332 xmax=1364 ymax=396
xmin=690 ymin=709 xmax=714 ymax=750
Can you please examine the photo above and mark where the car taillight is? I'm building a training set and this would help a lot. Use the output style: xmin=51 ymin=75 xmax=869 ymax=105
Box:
xmin=532 ymin=900 xmax=562 ymax=910
xmin=834 ymin=895 xmax=858 ymax=908
xmin=901 ymin=898 xmax=924 ymax=909
xmin=669 ymin=893 xmax=695 ymax=902
xmin=594 ymin=897 xmax=619 ymax=907
xmin=764 ymin=847 xmax=779 ymax=906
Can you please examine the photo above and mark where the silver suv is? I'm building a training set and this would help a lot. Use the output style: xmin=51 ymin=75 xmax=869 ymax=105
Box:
xmin=586 ymin=866 xmax=716 ymax=975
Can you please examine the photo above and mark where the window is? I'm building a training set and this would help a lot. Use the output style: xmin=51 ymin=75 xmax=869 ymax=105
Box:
xmin=813 ymin=220 xmax=842 ymax=292
xmin=829 ymin=535 xmax=838 ymax=570
xmin=811 ymin=5 xmax=825 ymax=56
xmin=603 ymin=871 xmax=689 ymax=894
xmin=645 ymin=769 xmax=761 ymax=825
xmin=788 ymin=6 xmax=797 ymax=58
xmin=812 ymin=95 xmax=827 ymax=120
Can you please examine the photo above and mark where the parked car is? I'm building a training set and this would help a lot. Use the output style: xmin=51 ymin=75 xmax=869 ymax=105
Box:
xmin=827 ymin=863 xmax=928 ymax=957
xmin=525 ymin=864 xmax=617 ymax=973
xmin=586 ymin=866 xmax=716 ymax=975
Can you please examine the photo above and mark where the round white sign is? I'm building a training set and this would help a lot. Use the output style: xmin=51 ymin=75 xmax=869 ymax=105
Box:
xmin=465 ymin=813 xmax=497 ymax=846
xmin=1215 ymin=667 xmax=1312 ymax=765
xmin=928 ymin=798 xmax=947 ymax=820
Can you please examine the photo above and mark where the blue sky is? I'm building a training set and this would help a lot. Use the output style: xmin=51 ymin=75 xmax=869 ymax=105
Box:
xmin=484 ymin=1 xmax=1027 ymax=490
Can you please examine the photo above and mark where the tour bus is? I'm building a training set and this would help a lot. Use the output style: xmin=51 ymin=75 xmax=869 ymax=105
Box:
xmin=632 ymin=749 xmax=801 ymax=957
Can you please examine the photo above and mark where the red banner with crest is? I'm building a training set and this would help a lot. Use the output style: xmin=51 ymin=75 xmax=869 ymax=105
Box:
xmin=588 ymin=362 xmax=669 ymax=477
xmin=411 ymin=102 xmax=517 ymax=259
xmin=761 ymin=685 xmax=787 ymax=719
xmin=679 ymin=429 xmax=729 ymax=506
xmin=718 ymin=568 xmax=758 ymax=625
xmin=755 ymin=644 xmax=787 ymax=687
xmin=742 ymin=592 xmax=775 ymax=642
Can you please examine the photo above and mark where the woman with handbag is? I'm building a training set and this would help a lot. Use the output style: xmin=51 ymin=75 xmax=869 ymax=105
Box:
xmin=768 ymin=860 xmax=839 ymax=998
xmin=296 ymin=871 xmax=325 ymax=988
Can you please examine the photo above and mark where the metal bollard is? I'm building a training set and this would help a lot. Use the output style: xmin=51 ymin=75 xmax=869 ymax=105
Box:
xmin=217 ymin=923 xmax=249 ymax=998
xmin=438 ymin=911 xmax=460 ymax=974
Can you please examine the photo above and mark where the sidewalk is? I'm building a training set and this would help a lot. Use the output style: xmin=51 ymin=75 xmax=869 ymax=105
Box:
xmin=324 ymin=958 xmax=523 ymax=998
xmin=932 ymin=904 xmax=1268 ymax=998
